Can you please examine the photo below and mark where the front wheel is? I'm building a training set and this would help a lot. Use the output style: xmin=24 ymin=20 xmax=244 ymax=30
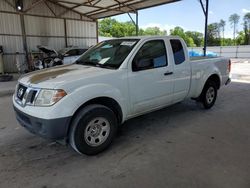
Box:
xmin=69 ymin=104 xmax=118 ymax=155
xmin=200 ymin=80 xmax=217 ymax=109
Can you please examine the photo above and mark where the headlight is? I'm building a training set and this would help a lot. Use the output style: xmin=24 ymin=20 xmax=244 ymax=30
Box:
xmin=34 ymin=89 xmax=67 ymax=106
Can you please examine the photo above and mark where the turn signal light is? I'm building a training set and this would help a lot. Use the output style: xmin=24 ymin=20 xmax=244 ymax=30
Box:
xmin=52 ymin=89 xmax=67 ymax=103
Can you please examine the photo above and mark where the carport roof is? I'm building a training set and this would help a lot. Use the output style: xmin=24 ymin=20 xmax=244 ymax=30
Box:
xmin=52 ymin=0 xmax=180 ymax=19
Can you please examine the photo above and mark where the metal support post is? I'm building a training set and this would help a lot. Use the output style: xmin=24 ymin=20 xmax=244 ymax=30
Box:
xmin=20 ymin=13 xmax=29 ymax=69
xmin=127 ymin=12 xmax=139 ymax=36
xmin=199 ymin=0 xmax=209 ymax=56
xmin=64 ymin=19 xmax=68 ymax=47
xmin=136 ymin=11 xmax=138 ymax=36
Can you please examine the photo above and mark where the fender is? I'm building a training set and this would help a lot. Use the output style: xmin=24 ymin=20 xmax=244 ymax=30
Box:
xmin=67 ymin=83 xmax=129 ymax=122
xmin=192 ymin=64 xmax=222 ymax=98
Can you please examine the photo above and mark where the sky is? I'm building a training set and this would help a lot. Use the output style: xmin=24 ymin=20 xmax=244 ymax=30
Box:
xmin=111 ymin=0 xmax=250 ymax=38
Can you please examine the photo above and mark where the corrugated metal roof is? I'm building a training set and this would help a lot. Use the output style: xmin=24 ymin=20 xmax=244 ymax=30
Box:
xmin=0 ymin=0 xmax=180 ymax=21
xmin=50 ymin=0 xmax=181 ymax=20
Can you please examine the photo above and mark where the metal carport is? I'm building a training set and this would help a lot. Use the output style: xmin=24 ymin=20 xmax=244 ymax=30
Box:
xmin=0 ymin=0 xmax=209 ymax=72
xmin=51 ymin=0 xmax=210 ymax=56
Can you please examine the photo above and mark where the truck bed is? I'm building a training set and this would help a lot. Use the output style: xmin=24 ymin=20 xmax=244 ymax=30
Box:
xmin=190 ymin=56 xmax=218 ymax=61
xmin=188 ymin=56 xmax=230 ymax=99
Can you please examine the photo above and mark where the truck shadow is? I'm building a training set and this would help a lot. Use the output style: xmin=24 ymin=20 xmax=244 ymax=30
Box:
xmin=110 ymin=99 xmax=205 ymax=150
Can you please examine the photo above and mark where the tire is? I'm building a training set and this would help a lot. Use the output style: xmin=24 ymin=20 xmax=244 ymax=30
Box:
xmin=0 ymin=75 xmax=13 ymax=82
xmin=200 ymin=80 xmax=217 ymax=109
xmin=69 ymin=104 xmax=118 ymax=155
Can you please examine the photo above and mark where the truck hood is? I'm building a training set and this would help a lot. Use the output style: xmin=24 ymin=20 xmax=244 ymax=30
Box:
xmin=18 ymin=64 xmax=113 ymax=89
xmin=37 ymin=45 xmax=58 ymax=56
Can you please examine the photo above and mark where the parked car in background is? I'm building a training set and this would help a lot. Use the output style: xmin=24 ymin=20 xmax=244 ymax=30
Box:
xmin=58 ymin=47 xmax=88 ymax=65
xmin=33 ymin=46 xmax=88 ymax=70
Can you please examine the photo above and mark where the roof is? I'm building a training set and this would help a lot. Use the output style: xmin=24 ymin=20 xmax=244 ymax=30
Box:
xmin=53 ymin=0 xmax=180 ymax=20
xmin=105 ymin=35 xmax=182 ymax=40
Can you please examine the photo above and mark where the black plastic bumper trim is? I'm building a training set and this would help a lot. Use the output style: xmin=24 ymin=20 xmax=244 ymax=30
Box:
xmin=13 ymin=106 xmax=72 ymax=140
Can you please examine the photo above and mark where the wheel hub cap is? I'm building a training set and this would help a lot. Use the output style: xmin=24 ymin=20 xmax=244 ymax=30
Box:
xmin=84 ymin=117 xmax=110 ymax=147
xmin=206 ymin=87 xmax=215 ymax=104
xmin=90 ymin=124 xmax=101 ymax=137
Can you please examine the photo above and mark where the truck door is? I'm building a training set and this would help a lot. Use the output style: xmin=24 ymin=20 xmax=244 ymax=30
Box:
xmin=169 ymin=39 xmax=191 ymax=103
xmin=128 ymin=39 xmax=174 ymax=115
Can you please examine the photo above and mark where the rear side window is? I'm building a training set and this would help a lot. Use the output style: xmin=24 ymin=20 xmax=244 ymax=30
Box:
xmin=170 ymin=39 xmax=185 ymax=65
xmin=132 ymin=40 xmax=167 ymax=71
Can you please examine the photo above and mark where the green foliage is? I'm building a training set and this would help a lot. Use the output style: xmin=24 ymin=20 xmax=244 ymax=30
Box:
xmin=229 ymin=13 xmax=240 ymax=27
xmin=219 ymin=19 xmax=226 ymax=45
xmin=170 ymin=27 xmax=196 ymax=47
xmin=98 ymin=18 xmax=136 ymax=37
xmin=236 ymin=31 xmax=246 ymax=45
xmin=99 ymin=14 xmax=250 ymax=47
xmin=229 ymin=13 xmax=240 ymax=44
xmin=243 ymin=13 xmax=250 ymax=45
xmin=98 ymin=18 xmax=166 ymax=38
xmin=223 ymin=38 xmax=235 ymax=46
xmin=141 ymin=27 xmax=167 ymax=36
xmin=207 ymin=23 xmax=220 ymax=46
xmin=185 ymin=31 xmax=203 ymax=47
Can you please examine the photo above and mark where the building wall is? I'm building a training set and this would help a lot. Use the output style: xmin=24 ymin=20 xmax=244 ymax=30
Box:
xmin=0 ymin=0 xmax=97 ymax=72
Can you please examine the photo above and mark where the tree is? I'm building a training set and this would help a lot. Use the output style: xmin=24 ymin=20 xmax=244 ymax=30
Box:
xmin=170 ymin=26 xmax=185 ymax=37
xmin=98 ymin=18 xmax=166 ymax=37
xmin=219 ymin=19 xmax=226 ymax=45
xmin=142 ymin=27 xmax=167 ymax=36
xmin=185 ymin=31 xmax=203 ymax=47
xmin=229 ymin=13 xmax=240 ymax=45
xmin=98 ymin=18 xmax=136 ymax=37
xmin=207 ymin=23 xmax=221 ymax=46
xmin=98 ymin=18 xmax=245 ymax=47
xmin=236 ymin=31 xmax=246 ymax=45
xmin=214 ymin=22 xmax=221 ymax=38
xmin=243 ymin=13 xmax=250 ymax=45
xmin=223 ymin=38 xmax=234 ymax=46
xmin=170 ymin=27 xmax=195 ymax=47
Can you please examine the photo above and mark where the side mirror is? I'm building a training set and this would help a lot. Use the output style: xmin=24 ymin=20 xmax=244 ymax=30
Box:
xmin=133 ymin=58 xmax=153 ymax=71
xmin=64 ymin=53 xmax=69 ymax=57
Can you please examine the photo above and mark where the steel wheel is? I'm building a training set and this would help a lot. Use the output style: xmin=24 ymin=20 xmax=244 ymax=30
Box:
xmin=69 ymin=104 xmax=118 ymax=155
xmin=206 ymin=87 xmax=215 ymax=104
xmin=84 ymin=117 xmax=111 ymax=147
xmin=200 ymin=80 xmax=217 ymax=109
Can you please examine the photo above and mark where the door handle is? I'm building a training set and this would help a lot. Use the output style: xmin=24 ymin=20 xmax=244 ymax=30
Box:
xmin=164 ymin=71 xmax=173 ymax=76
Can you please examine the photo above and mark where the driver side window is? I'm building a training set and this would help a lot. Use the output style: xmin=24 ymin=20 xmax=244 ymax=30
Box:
xmin=132 ymin=40 xmax=167 ymax=71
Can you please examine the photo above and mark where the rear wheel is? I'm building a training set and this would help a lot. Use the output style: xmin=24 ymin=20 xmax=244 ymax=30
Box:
xmin=200 ymin=80 xmax=217 ymax=109
xmin=69 ymin=104 xmax=118 ymax=155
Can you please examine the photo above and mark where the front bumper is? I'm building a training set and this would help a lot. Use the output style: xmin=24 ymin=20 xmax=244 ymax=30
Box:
xmin=14 ymin=106 xmax=71 ymax=140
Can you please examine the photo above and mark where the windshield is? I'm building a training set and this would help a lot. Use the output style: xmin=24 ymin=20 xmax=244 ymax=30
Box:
xmin=76 ymin=39 xmax=139 ymax=69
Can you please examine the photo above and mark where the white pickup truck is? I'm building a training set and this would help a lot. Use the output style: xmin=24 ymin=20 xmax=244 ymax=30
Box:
xmin=13 ymin=36 xmax=231 ymax=155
